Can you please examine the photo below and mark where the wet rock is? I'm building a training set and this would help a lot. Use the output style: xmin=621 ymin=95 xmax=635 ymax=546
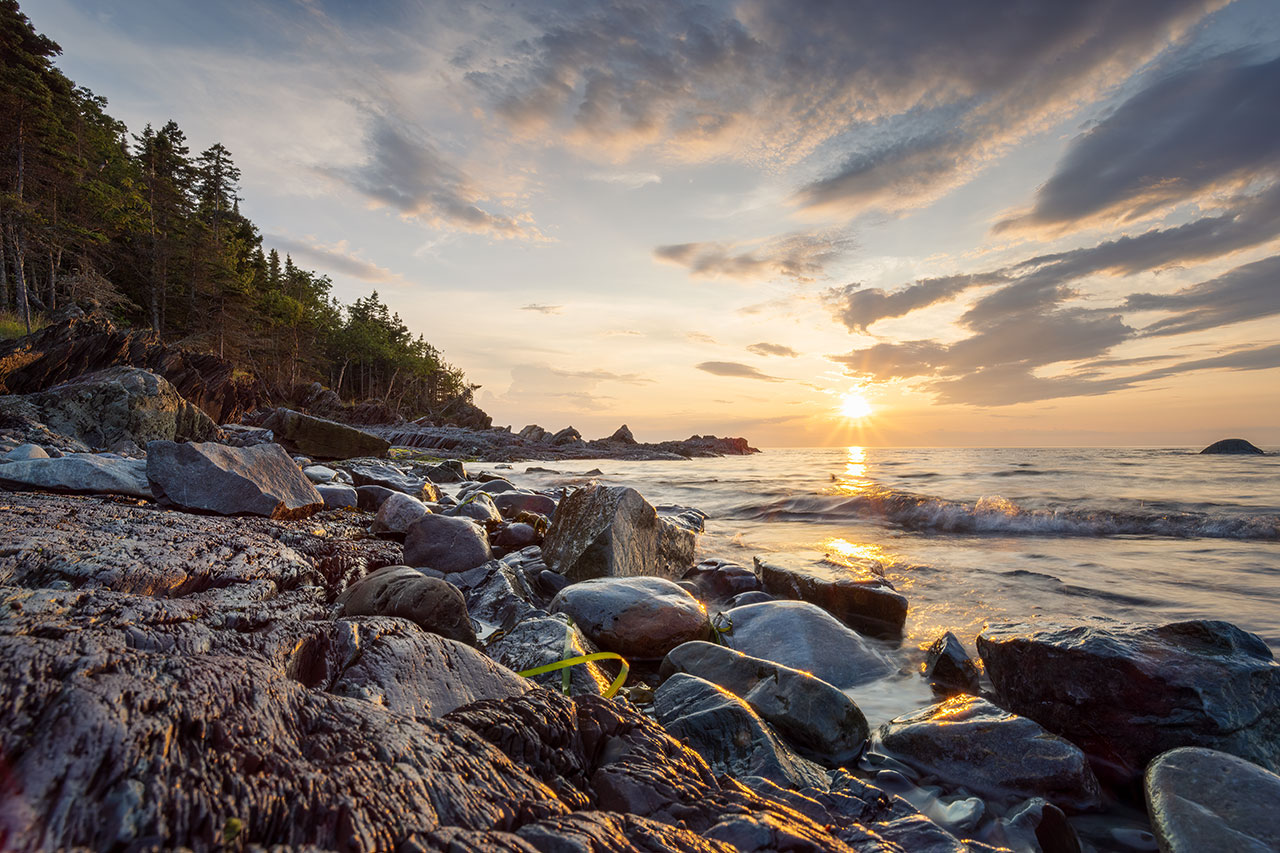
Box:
xmin=424 ymin=459 xmax=467 ymax=483
xmin=373 ymin=491 xmax=433 ymax=536
xmin=487 ymin=615 xmax=614 ymax=697
xmin=404 ymin=514 xmax=492 ymax=573
xmin=345 ymin=460 xmax=441 ymax=501
xmin=493 ymin=490 xmax=558 ymax=519
xmin=449 ymin=491 xmax=502 ymax=523
xmin=336 ymin=564 xmax=476 ymax=644
xmin=876 ymin=695 xmax=1103 ymax=811
xmin=261 ymin=407 xmax=390 ymax=460
xmin=658 ymin=505 xmax=707 ymax=535
xmin=977 ymin=620 xmax=1280 ymax=785
xmin=1145 ymin=746 xmax=1280 ymax=853
xmin=146 ymin=440 xmax=323 ymax=520
xmin=451 ymin=560 xmax=542 ymax=636
xmin=542 ymin=484 xmax=697 ymax=582
xmin=681 ymin=558 xmax=762 ymax=604
xmin=550 ymin=577 xmax=710 ymax=660
xmin=316 ymin=482 xmax=359 ymax=510
xmin=662 ymin=640 xmax=869 ymax=766
xmin=726 ymin=590 xmax=774 ymax=608
xmin=924 ymin=632 xmax=981 ymax=696
xmin=303 ymin=464 xmax=337 ymax=483
xmin=1002 ymin=799 xmax=1081 ymax=853
xmin=3 ymin=443 xmax=49 ymax=461
xmin=1199 ymin=438 xmax=1264 ymax=455
xmin=0 ymin=453 xmax=152 ymax=499
xmin=721 ymin=600 xmax=896 ymax=689
xmin=357 ymin=483 xmax=397 ymax=511
xmin=754 ymin=556 xmax=908 ymax=640
xmin=494 ymin=522 xmax=539 ymax=549
xmin=654 ymin=673 xmax=831 ymax=791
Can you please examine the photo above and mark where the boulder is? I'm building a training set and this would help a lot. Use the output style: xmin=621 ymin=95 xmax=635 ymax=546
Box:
xmin=261 ymin=407 xmax=390 ymax=460
xmin=493 ymin=522 xmax=538 ymax=549
xmin=518 ymin=424 xmax=550 ymax=443
xmin=423 ymin=459 xmax=467 ymax=483
xmin=654 ymin=673 xmax=830 ymax=791
xmin=0 ymin=454 xmax=152 ymax=499
xmin=3 ymin=443 xmax=49 ymax=461
xmin=754 ymin=556 xmax=907 ymax=640
xmin=303 ymin=464 xmax=337 ymax=483
xmin=145 ymin=440 xmax=324 ymax=520
xmin=608 ymin=424 xmax=637 ymax=444
xmin=373 ymin=492 xmax=432 ymax=536
xmin=486 ymin=615 xmax=615 ymax=697
xmin=492 ymin=490 xmax=558 ymax=519
xmin=403 ymin=514 xmax=492 ymax=573
xmin=475 ymin=478 xmax=517 ymax=494
xmin=6 ymin=366 xmax=217 ymax=450
xmin=357 ymin=484 xmax=397 ymax=511
xmin=876 ymin=695 xmax=1102 ymax=811
xmin=923 ymin=632 xmax=981 ymax=696
xmin=449 ymin=491 xmax=502 ymax=524
xmin=315 ymin=483 xmax=358 ymax=510
xmin=977 ymin=620 xmax=1280 ymax=786
xmin=662 ymin=641 xmax=869 ymax=765
xmin=219 ymin=424 xmax=275 ymax=447
xmin=542 ymin=484 xmax=697 ymax=582
xmin=336 ymin=565 xmax=476 ymax=644
xmin=345 ymin=461 xmax=440 ymax=501
xmin=551 ymin=426 xmax=583 ymax=446
xmin=681 ymin=558 xmax=763 ymax=604
xmin=721 ymin=601 xmax=896 ymax=689
xmin=550 ymin=577 xmax=710 ymax=660
xmin=1199 ymin=438 xmax=1265 ymax=455
xmin=1145 ymin=747 xmax=1280 ymax=853
xmin=450 ymin=560 xmax=541 ymax=636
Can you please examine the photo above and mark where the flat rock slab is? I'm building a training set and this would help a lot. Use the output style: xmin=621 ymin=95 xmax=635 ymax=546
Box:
xmin=337 ymin=565 xmax=476 ymax=644
xmin=0 ymin=454 xmax=152 ymax=499
xmin=721 ymin=600 xmax=896 ymax=689
xmin=1145 ymin=747 xmax=1280 ymax=853
xmin=147 ymin=440 xmax=324 ymax=519
xmin=662 ymin=640 xmax=869 ymax=765
xmin=550 ymin=576 xmax=710 ymax=660
xmin=263 ymin=407 xmax=390 ymax=460
xmin=754 ymin=556 xmax=907 ymax=640
xmin=977 ymin=620 xmax=1280 ymax=786
xmin=655 ymin=673 xmax=831 ymax=791
xmin=541 ymin=484 xmax=696 ymax=582
xmin=876 ymin=694 xmax=1102 ymax=811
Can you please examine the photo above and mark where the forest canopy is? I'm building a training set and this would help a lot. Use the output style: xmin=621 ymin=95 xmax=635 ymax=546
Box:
xmin=0 ymin=0 xmax=472 ymax=416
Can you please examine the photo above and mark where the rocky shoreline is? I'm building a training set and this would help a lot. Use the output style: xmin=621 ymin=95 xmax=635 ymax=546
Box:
xmin=1 ymin=367 xmax=1278 ymax=852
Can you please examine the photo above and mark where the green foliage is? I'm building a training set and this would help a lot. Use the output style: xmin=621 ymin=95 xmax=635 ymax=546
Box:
xmin=0 ymin=308 xmax=43 ymax=338
xmin=0 ymin=0 xmax=471 ymax=416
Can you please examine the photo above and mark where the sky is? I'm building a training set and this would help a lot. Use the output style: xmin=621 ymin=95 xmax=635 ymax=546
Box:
xmin=24 ymin=0 xmax=1280 ymax=447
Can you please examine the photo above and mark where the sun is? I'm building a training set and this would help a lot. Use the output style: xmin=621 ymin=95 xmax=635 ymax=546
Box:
xmin=838 ymin=391 xmax=874 ymax=420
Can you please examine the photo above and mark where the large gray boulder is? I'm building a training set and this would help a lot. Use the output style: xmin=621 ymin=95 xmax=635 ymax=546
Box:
xmin=549 ymin=577 xmax=710 ymax=660
xmin=754 ymin=556 xmax=907 ymax=640
xmin=541 ymin=484 xmax=697 ymax=582
xmin=3 ymin=366 xmax=216 ymax=450
xmin=662 ymin=641 xmax=869 ymax=765
xmin=977 ymin=620 xmax=1280 ymax=786
xmin=0 ymin=454 xmax=152 ymax=499
xmin=344 ymin=461 xmax=440 ymax=501
xmin=372 ymin=491 xmax=432 ymax=536
xmin=654 ymin=673 xmax=830 ymax=791
xmin=403 ymin=514 xmax=492 ymax=573
xmin=146 ymin=440 xmax=324 ymax=519
xmin=492 ymin=490 xmax=557 ymax=519
xmin=1145 ymin=747 xmax=1280 ymax=853
xmin=876 ymin=695 xmax=1102 ymax=811
xmin=721 ymin=600 xmax=896 ymax=689
xmin=315 ymin=482 xmax=358 ymax=510
xmin=261 ymin=407 xmax=390 ymax=460
xmin=3 ymin=443 xmax=49 ymax=461
xmin=336 ymin=565 xmax=476 ymax=644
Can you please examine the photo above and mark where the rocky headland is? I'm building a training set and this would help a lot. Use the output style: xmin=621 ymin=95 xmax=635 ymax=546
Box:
xmin=0 ymin=365 xmax=1277 ymax=853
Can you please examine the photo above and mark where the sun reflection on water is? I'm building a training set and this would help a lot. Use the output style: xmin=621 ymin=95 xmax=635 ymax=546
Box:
xmin=831 ymin=445 xmax=876 ymax=497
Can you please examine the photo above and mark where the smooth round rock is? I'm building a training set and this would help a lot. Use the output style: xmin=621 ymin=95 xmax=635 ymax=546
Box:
xmin=493 ymin=522 xmax=538 ymax=549
xmin=681 ymin=558 xmax=762 ymax=603
xmin=447 ymin=491 xmax=501 ymax=523
xmin=1199 ymin=438 xmax=1264 ymax=455
xmin=492 ymin=490 xmax=558 ymax=519
xmin=1146 ymin=747 xmax=1280 ymax=853
xmin=4 ymin=443 xmax=50 ymax=462
xmin=372 ymin=491 xmax=431 ymax=536
xmin=316 ymin=483 xmax=358 ymax=510
xmin=336 ymin=565 xmax=476 ymax=645
xmin=550 ymin=576 xmax=710 ymax=660
xmin=403 ymin=514 xmax=491 ymax=573
xmin=303 ymin=465 xmax=337 ymax=484
xmin=356 ymin=484 xmax=396 ymax=511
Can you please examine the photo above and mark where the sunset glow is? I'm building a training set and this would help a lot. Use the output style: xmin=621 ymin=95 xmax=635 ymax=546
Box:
xmin=839 ymin=392 xmax=874 ymax=421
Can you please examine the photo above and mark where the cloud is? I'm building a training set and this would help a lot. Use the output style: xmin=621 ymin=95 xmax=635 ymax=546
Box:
xmin=265 ymin=235 xmax=402 ymax=283
xmin=998 ymin=52 xmax=1280 ymax=233
xmin=687 ymin=332 xmax=717 ymax=344
xmin=467 ymin=1 xmax=1218 ymax=213
xmin=588 ymin=171 xmax=662 ymax=188
xmin=655 ymin=231 xmax=851 ymax=282
xmin=1128 ymin=253 xmax=1280 ymax=337
xmin=325 ymin=113 xmax=539 ymax=239
xmin=696 ymin=361 xmax=783 ymax=382
xmin=746 ymin=342 xmax=799 ymax=357
xmin=496 ymin=363 xmax=651 ymax=412
xmin=521 ymin=303 xmax=563 ymax=314
xmin=824 ymin=273 xmax=1003 ymax=331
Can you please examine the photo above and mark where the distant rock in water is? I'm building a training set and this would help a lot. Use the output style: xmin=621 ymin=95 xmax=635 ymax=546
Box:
xmin=1200 ymin=438 xmax=1265 ymax=455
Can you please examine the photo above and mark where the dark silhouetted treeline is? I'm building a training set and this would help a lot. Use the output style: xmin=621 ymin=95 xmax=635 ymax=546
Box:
xmin=0 ymin=0 xmax=471 ymax=414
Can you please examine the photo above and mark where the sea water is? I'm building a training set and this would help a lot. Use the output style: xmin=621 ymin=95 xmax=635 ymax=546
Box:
xmin=509 ymin=446 xmax=1280 ymax=726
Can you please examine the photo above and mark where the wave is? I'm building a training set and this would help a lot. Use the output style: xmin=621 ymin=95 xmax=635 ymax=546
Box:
xmin=729 ymin=487 xmax=1280 ymax=540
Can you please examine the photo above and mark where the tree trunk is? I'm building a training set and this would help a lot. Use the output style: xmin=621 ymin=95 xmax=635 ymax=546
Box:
xmin=0 ymin=225 xmax=9 ymax=312
xmin=7 ymin=222 xmax=31 ymax=335
xmin=335 ymin=359 xmax=349 ymax=397
xmin=47 ymin=248 xmax=56 ymax=312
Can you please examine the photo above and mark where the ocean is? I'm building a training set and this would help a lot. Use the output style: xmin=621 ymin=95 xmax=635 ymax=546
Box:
xmin=507 ymin=446 xmax=1280 ymax=727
